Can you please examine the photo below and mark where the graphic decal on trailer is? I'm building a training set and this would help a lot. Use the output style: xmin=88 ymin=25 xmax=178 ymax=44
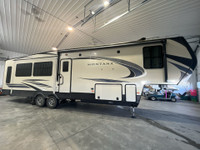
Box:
xmin=168 ymin=37 xmax=197 ymax=81
xmin=81 ymin=78 xmax=124 ymax=82
xmin=76 ymin=56 xmax=145 ymax=78
xmin=6 ymin=84 xmax=30 ymax=88
xmin=6 ymin=79 xmax=51 ymax=91
xmin=166 ymin=54 xmax=194 ymax=70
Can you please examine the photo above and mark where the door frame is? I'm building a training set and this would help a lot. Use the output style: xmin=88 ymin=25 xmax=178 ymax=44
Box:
xmin=58 ymin=58 xmax=72 ymax=93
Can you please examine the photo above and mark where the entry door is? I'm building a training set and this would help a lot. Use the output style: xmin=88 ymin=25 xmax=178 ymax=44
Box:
xmin=59 ymin=59 xmax=71 ymax=93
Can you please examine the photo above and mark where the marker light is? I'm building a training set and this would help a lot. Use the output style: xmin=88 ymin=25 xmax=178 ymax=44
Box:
xmin=52 ymin=47 xmax=57 ymax=50
xmin=104 ymin=0 xmax=109 ymax=7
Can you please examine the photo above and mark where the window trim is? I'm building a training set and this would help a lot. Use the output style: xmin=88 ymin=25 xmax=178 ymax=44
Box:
xmin=33 ymin=61 xmax=53 ymax=76
xmin=143 ymin=45 xmax=163 ymax=69
xmin=15 ymin=63 xmax=32 ymax=77
xmin=6 ymin=66 xmax=12 ymax=83
xmin=62 ymin=61 xmax=69 ymax=72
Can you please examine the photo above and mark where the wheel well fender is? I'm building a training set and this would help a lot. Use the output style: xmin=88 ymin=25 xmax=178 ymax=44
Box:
xmin=47 ymin=94 xmax=59 ymax=100
xmin=33 ymin=92 xmax=47 ymax=100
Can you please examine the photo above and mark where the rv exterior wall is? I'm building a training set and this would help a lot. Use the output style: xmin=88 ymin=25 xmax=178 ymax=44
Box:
xmin=166 ymin=39 xmax=192 ymax=83
xmin=0 ymin=49 xmax=26 ymax=88
xmin=2 ymin=56 xmax=58 ymax=93
xmin=60 ymin=44 xmax=165 ymax=96
xmin=2 ymin=37 xmax=196 ymax=106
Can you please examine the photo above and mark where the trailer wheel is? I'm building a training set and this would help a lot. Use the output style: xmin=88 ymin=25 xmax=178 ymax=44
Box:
xmin=151 ymin=97 xmax=156 ymax=101
xmin=35 ymin=95 xmax=46 ymax=107
xmin=46 ymin=96 xmax=58 ymax=109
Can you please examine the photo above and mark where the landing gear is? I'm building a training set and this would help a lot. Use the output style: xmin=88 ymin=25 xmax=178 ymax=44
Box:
xmin=130 ymin=106 xmax=135 ymax=118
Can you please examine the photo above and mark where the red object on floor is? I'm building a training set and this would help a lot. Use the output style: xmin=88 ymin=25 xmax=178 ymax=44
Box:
xmin=190 ymin=89 xmax=197 ymax=96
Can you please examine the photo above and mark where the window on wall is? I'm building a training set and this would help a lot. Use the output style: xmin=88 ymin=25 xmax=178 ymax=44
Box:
xmin=63 ymin=61 xmax=69 ymax=72
xmin=143 ymin=46 xmax=163 ymax=69
xmin=16 ymin=63 xmax=32 ymax=77
xmin=33 ymin=62 xmax=52 ymax=76
xmin=6 ymin=67 xmax=12 ymax=83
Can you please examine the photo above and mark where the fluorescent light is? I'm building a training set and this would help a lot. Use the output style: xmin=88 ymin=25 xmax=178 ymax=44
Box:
xmin=99 ymin=11 xmax=128 ymax=29
xmin=103 ymin=0 xmax=109 ymax=7
xmin=95 ymin=0 xmax=151 ymax=31
xmin=67 ymin=26 xmax=73 ymax=31
xmin=52 ymin=47 xmax=57 ymax=50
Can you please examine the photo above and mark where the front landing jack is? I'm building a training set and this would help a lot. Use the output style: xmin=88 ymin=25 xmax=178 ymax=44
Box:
xmin=130 ymin=106 xmax=135 ymax=118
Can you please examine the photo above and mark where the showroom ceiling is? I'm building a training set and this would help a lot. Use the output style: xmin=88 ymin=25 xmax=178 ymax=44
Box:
xmin=0 ymin=0 xmax=200 ymax=54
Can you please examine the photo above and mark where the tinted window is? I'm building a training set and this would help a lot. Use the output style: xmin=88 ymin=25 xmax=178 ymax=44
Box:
xmin=6 ymin=67 xmax=12 ymax=83
xmin=16 ymin=63 xmax=32 ymax=76
xmin=63 ymin=61 xmax=69 ymax=72
xmin=143 ymin=46 xmax=163 ymax=69
xmin=33 ymin=62 xmax=52 ymax=76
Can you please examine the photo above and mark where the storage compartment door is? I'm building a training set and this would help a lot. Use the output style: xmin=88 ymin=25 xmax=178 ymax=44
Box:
xmin=126 ymin=84 xmax=136 ymax=102
xmin=95 ymin=84 xmax=122 ymax=101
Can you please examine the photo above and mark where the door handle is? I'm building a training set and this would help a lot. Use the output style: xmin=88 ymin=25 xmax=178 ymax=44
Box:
xmin=59 ymin=74 xmax=64 ymax=85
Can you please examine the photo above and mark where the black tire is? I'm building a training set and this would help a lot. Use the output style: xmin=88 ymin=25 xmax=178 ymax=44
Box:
xmin=151 ymin=96 xmax=156 ymax=101
xmin=30 ymin=97 xmax=36 ymax=105
xmin=171 ymin=98 xmax=177 ymax=102
xmin=35 ymin=95 xmax=46 ymax=107
xmin=46 ymin=96 xmax=58 ymax=109
xmin=70 ymin=99 xmax=76 ymax=103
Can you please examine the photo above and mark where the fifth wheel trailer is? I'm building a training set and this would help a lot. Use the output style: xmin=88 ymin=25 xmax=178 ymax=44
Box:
xmin=2 ymin=37 xmax=197 ymax=112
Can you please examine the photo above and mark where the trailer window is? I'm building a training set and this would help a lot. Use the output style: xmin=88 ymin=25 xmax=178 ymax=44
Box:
xmin=63 ymin=61 xmax=69 ymax=72
xmin=33 ymin=62 xmax=52 ymax=76
xmin=143 ymin=46 xmax=163 ymax=69
xmin=6 ymin=67 xmax=12 ymax=83
xmin=16 ymin=63 xmax=32 ymax=77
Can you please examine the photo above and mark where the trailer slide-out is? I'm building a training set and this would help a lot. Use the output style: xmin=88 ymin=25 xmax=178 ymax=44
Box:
xmin=2 ymin=37 xmax=197 ymax=115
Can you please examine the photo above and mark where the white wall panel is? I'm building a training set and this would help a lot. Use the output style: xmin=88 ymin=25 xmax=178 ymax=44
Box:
xmin=0 ymin=61 xmax=5 ymax=87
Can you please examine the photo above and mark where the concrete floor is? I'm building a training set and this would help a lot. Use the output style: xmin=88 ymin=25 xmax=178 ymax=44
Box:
xmin=0 ymin=96 xmax=200 ymax=150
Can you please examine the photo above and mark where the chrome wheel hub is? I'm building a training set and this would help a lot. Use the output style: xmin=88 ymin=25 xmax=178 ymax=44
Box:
xmin=49 ymin=98 xmax=55 ymax=106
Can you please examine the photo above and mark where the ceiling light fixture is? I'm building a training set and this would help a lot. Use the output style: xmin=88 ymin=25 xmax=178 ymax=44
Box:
xmin=91 ymin=11 xmax=95 ymax=15
xmin=67 ymin=26 xmax=73 ymax=31
xmin=103 ymin=0 xmax=110 ymax=7
xmin=23 ymin=0 xmax=104 ymax=50
xmin=52 ymin=47 xmax=57 ymax=50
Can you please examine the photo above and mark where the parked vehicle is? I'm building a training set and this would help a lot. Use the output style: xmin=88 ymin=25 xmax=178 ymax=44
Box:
xmin=2 ymin=37 xmax=197 ymax=115
xmin=146 ymin=89 xmax=177 ymax=102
